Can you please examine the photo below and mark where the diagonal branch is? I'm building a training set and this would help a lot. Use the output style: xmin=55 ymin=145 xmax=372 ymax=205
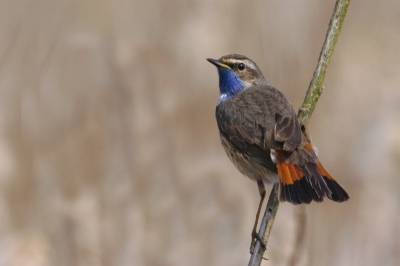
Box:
xmin=297 ymin=0 xmax=351 ymax=126
xmin=248 ymin=0 xmax=350 ymax=265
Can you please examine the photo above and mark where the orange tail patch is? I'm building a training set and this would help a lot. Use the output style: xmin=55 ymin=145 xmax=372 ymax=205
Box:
xmin=316 ymin=160 xmax=333 ymax=180
xmin=304 ymin=142 xmax=334 ymax=181
xmin=276 ymin=144 xmax=349 ymax=205
xmin=276 ymin=161 xmax=303 ymax=185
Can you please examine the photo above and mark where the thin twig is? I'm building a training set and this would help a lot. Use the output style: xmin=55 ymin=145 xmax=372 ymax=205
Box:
xmin=297 ymin=0 xmax=351 ymax=126
xmin=248 ymin=0 xmax=350 ymax=265
xmin=249 ymin=184 xmax=279 ymax=265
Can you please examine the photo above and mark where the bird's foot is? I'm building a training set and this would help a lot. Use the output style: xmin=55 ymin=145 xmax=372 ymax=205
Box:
xmin=251 ymin=229 xmax=266 ymax=250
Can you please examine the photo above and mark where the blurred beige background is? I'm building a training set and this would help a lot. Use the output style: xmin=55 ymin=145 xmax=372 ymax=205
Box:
xmin=0 ymin=0 xmax=399 ymax=265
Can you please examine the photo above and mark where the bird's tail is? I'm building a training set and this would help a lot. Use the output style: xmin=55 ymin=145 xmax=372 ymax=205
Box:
xmin=275 ymin=143 xmax=349 ymax=205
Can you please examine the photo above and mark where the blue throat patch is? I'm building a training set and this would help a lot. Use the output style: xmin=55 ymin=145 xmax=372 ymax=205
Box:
xmin=217 ymin=68 xmax=244 ymax=104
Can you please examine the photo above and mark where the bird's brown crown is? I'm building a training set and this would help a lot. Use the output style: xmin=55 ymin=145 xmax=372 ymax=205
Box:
xmin=219 ymin=54 xmax=267 ymax=85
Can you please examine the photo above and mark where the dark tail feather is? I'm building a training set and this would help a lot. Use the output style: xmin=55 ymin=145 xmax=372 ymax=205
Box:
xmin=317 ymin=160 xmax=350 ymax=202
xmin=276 ymin=146 xmax=349 ymax=205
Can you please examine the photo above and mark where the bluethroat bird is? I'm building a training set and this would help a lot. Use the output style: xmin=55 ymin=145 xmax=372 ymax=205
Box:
xmin=207 ymin=54 xmax=349 ymax=246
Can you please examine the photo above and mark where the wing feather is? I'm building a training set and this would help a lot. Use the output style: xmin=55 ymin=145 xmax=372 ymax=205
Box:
xmin=274 ymin=113 xmax=301 ymax=151
xmin=216 ymin=85 xmax=302 ymax=170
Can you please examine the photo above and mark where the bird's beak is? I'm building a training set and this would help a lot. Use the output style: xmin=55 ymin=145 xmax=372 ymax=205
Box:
xmin=206 ymin=58 xmax=231 ymax=69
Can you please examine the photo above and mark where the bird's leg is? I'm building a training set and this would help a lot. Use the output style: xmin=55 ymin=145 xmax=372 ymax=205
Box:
xmin=251 ymin=180 xmax=266 ymax=250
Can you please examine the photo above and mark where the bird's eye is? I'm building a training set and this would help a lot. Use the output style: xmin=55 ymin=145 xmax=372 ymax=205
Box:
xmin=237 ymin=63 xmax=245 ymax=71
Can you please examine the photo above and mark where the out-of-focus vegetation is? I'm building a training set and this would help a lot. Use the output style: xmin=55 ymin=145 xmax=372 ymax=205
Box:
xmin=0 ymin=1 xmax=399 ymax=265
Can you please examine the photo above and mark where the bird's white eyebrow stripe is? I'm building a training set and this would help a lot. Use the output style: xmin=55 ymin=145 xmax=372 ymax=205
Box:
xmin=245 ymin=61 xmax=256 ymax=70
xmin=224 ymin=59 xmax=256 ymax=70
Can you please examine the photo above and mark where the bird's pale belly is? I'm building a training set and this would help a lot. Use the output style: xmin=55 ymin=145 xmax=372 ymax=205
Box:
xmin=220 ymin=136 xmax=279 ymax=185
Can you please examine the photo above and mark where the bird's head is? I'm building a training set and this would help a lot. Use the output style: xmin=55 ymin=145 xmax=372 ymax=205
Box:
xmin=207 ymin=54 xmax=267 ymax=103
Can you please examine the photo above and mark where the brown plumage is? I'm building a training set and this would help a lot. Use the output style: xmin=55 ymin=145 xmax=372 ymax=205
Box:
xmin=208 ymin=54 xmax=349 ymax=247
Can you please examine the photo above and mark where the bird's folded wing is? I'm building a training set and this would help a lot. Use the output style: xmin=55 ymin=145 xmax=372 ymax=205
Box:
xmin=216 ymin=86 xmax=302 ymax=161
xmin=215 ymin=90 xmax=274 ymax=170
xmin=274 ymin=112 xmax=301 ymax=152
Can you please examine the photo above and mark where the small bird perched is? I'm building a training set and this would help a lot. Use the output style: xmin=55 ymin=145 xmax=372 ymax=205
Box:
xmin=207 ymin=54 xmax=349 ymax=245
